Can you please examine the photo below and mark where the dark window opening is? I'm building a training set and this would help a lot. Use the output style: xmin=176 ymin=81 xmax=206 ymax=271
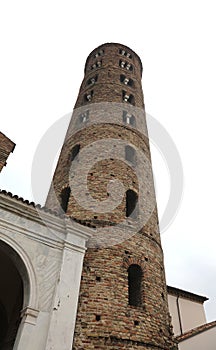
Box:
xmin=0 ymin=302 xmax=8 ymax=347
xmin=123 ymin=111 xmax=136 ymax=126
xmin=84 ymin=90 xmax=94 ymax=102
xmin=71 ymin=144 xmax=80 ymax=161
xmin=120 ymin=75 xmax=134 ymax=87
xmin=0 ymin=242 xmax=24 ymax=349
xmin=119 ymin=60 xmax=133 ymax=71
xmin=87 ymin=75 xmax=98 ymax=86
xmin=126 ymin=189 xmax=138 ymax=218
xmin=95 ymin=49 xmax=104 ymax=58
xmin=128 ymin=264 xmax=142 ymax=306
xmin=122 ymin=91 xmax=135 ymax=105
xmin=60 ymin=187 xmax=71 ymax=212
xmin=91 ymin=61 xmax=102 ymax=70
xmin=119 ymin=48 xmax=132 ymax=59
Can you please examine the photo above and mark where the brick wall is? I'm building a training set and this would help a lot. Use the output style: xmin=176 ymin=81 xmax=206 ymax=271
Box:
xmin=46 ymin=43 xmax=177 ymax=349
xmin=0 ymin=132 xmax=15 ymax=172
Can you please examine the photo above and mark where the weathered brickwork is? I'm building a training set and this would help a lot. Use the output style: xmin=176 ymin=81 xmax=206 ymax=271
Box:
xmin=0 ymin=132 xmax=15 ymax=172
xmin=46 ymin=43 xmax=177 ymax=349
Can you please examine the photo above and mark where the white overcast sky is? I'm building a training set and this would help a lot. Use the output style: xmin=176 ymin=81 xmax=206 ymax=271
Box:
xmin=1 ymin=1 xmax=216 ymax=322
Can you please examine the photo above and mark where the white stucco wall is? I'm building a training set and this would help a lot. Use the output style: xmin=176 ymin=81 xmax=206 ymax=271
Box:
xmin=179 ymin=326 xmax=216 ymax=350
xmin=168 ymin=293 xmax=206 ymax=335
xmin=0 ymin=193 xmax=93 ymax=350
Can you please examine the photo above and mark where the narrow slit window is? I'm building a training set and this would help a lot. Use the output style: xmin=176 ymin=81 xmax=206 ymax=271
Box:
xmin=60 ymin=187 xmax=71 ymax=213
xmin=128 ymin=264 xmax=142 ymax=306
xmin=71 ymin=144 xmax=80 ymax=161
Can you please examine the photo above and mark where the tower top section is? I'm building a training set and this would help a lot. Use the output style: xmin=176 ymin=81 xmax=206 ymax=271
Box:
xmin=84 ymin=42 xmax=143 ymax=76
xmin=75 ymin=42 xmax=144 ymax=109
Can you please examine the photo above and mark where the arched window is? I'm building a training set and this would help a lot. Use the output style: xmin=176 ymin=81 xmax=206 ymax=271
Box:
xmin=126 ymin=189 xmax=138 ymax=218
xmin=128 ymin=264 xmax=142 ymax=306
xmin=60 ymin=187 xmax=71 ymax=213
xmin=125 ymin=145 xmax=136 ymax=164
xmin=71 ymin=144 xmax=80 ymax=161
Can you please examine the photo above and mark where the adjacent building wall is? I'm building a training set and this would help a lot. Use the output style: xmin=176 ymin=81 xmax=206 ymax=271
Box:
xmin=168 ymin=289 xmax=207 ymax=335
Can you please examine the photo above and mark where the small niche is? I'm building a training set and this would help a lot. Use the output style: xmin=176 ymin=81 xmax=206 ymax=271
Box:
xmin=96 ymin=276 xmax=101 ymax=282
xmin=134 ymin=320 xmax=139 ymax=326
xmin=96 ymin=315 xmax=101 ymax=321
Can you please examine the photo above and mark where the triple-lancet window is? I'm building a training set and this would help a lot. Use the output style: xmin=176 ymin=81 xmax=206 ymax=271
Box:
xmin=87 ymin=75 xmax=98 ymax=86
xmin=85 ymin=90 xmax=94 ymax=102
xmin=119 ymin=60 xmax=133 ymax=71
xmin=122 ymin=91 xmax=135 ymax=105
xmin=123 ymin=111 xmax=136 ymax=126
xmin=94 ymin=49 xmax=104 ymax=58
xmin=91 ymin=61 xmax=102 ymax=70
xmin=120 ymin=75 xmax=134 ymax=87
xmin=119 ymin=48 xmax=132 ymax=59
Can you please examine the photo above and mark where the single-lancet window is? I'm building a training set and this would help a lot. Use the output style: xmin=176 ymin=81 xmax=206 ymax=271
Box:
xmin=128 ymin=264 xmax=142 ymax=306
xmin=125 ymin=145 xmax=136 ymax=164
xmin=126 ymin=189 xmax=138 ymax=218
xmin=71 ymin=144 xmax=80 ymax=161
xmin=60 ymin=187 xmax=71 ymax=212
xmin=91 ymin=61 xmax=102 ymax=70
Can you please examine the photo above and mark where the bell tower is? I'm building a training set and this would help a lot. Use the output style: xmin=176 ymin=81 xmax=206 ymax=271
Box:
xmin=46 ymin=43 xmax=177 ymax=350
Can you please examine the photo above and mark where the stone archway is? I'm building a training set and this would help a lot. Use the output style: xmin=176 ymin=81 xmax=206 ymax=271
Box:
xmin=0 ymin=241 xmax=28 ymax=349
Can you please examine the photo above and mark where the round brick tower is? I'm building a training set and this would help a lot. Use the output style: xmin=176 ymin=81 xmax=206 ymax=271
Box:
xmin=46 ymin=43 xmax=177 ymax=350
